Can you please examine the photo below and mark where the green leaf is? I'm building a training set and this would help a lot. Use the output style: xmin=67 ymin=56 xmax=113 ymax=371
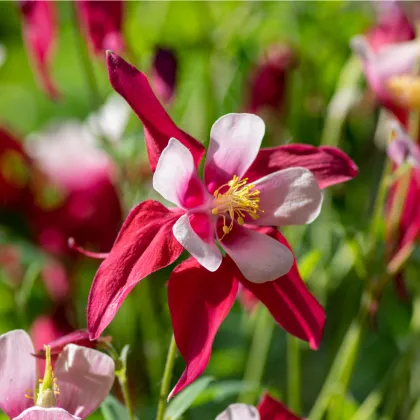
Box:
xmin=164 ymin=376 xmax=214 ymax=420
xmin=100 ymin=395 xmax=136 ymax=420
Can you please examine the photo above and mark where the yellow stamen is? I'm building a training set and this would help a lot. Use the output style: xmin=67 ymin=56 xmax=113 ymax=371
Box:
xmin=387 ymin=75 xmax=420 ymax=109
xmin=212 ymin=175 xmax=263 ymax=239
xmin=35 ymin=345 xmax=60 ymax=408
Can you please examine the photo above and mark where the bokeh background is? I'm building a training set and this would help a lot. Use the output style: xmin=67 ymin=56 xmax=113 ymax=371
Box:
xmin=0 ymin=1 xmax=418 ymax=419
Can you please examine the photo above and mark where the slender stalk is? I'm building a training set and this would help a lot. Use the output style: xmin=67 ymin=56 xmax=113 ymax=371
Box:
xmin=156 ymin=334 xmax=178 ymax=420
xmin=287 ymin=336 xmax=301 ymax=413
xmin=117 ymin=373 xmax=135 ymax=420
xmin=238 ymin=306 xmax=275 ymax=405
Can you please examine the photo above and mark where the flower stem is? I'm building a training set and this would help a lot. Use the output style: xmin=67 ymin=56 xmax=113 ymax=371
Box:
xmin=238 ymin=306 xmax=275 ymax=405
xmin=117 ymin=372 xmax=135 ymax=420
xmin=287 ymin=336 xmax=301 ymax=413
xmin=156 ymin=334 xmax=178 ymax=420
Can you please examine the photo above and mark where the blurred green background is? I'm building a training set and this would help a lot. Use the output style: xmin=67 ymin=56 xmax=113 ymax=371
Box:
xmin=1 ymin=1 xmax=419 ymax=419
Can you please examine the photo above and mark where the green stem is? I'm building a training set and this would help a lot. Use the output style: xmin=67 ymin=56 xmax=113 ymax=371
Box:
xmin=117 ymin=373 xmax=135 ymax=420
xmin=156 ymin=334 xmax=178 ymax=420
xmin=287 ymin=336 xmax=301 ymax=413
xmin=309 ymin=299 xmax=369 ymax=420
xmin=238 ymin=306 xmax=275 ymax=405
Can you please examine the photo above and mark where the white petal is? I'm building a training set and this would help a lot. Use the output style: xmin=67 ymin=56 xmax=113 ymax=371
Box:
xmin=220 ymin=225 xmax=293 ymax=283
xmin=216 ymin=404 xmax=260 ymax=420
xmin=0 ymin=330 xmax=36 ymax=419
xmin=55 ymin=345 xmax=115 ymax=418
xmin=173 ymin=213 xmax=222 ymax=272
xmin=153 ymin=138 xmax=209 ymax=209
xmin=13 ymin=407 xmax=81 ymax=420
xmin=204 ymin=114 xmax=265 ymax=191
xmin=251 ymin=167 xmax=323 ymax=226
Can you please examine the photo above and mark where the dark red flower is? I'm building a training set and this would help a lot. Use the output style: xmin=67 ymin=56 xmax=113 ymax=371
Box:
xmin=86 ymin=52 xmax=358 ymax=398
xmin=151 ymin=47 xmax=178 ymax=104
xmin=247 ymin=44 xmax=296 ymax=115
xmin=18 ymin=0 xmax=59 ymax=99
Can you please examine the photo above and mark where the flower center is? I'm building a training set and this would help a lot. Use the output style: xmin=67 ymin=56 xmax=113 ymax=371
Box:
xmin=35 ymin=345 xmax=60 ymax=408
xmin=211 ymin=175 xmax=263 ymax=238
xmin=387 ymin=75 xmax=420 ymax=109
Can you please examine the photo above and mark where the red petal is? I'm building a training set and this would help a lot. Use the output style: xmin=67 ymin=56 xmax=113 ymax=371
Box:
xmin=19 ymin=0 xmax=60 ymax=99
xmin=258 ymin=393 xmax=302 ymax=420
xmin=168 ymin=257 xmax=238 ymax=399
xmin=75 ymin=0 xmax=125 ymax=54
xmin=246 ymin=144 xmax=358 ymax=189
xmin=33 ymin=329 xmax=111 ymax=359
xmin=87 ymin=200 xmax=184 ymax=339
xmin=106 ymin=52 xmax=205 ymax=171
xmin=237 ymin=227 xmax=325 ymax=350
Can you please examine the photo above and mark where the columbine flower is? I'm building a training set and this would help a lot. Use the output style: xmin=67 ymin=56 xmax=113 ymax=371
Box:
xmin=216 ymin=393 xmax=303 ymax=420
xmin=18 ymin=0 xmax=59 ymax=99
xmin=0 ymin=330 xmax=114 ymax=420
xmin=351 ymin=4 xmax=417 ymax=123
xmin=387 ymin=121 xmax=420 ymax=168
xmin=87 ymin=52 xmax=358 ymax=397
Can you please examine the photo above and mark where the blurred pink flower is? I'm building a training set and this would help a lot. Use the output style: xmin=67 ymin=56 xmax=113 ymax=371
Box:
xmin=387 ymin=121 xmax=420 ymax=168
xmin=247 ymin=44 xmax=296 ymax=115
xmin=18 ymin=0 xmax=59 ymax=99
xmin=216 ymin=393 xmax=303 ymax=420
xmin=0 ymin=329 xmax=114 ymax=420
xmin=351 ymin=3 xmax=416 ymax=123
xmin=26 ymin=121 xmax=122 ymax=256
xmin=75 ymin=0 xmax=125 ymax=54
xmin=151 ymin=47 xmax=178 ymax=104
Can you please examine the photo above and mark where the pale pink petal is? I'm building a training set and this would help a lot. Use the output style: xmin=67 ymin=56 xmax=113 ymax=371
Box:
xmin=216 ymin=404 xmax=260 ymax=420
xmin=173 ymin=213 xmax=222 ymax=272
xmin=220 ymin=225 xmax=293 ymax=283
xmin=54 ymin=345 xmax=115 ymax=418
xmin=204 ymin=114 xmax=265 ymax=193
xmin=251 ymin=167 xmax=322 ymax=226
xmin=13 ymin=407 xmax=80 ymax=420
xmin=0 ymin=330 xmax=36 ymax=418
xmin=153 ymin=138 xmax=209 ymax=209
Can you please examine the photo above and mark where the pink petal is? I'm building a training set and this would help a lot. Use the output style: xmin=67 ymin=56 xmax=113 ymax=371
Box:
xmin=216 ymin=404 xmax=260 ymax=420
xmin=19 ymin=0 xmax=59 ymax=99
xmin=54 ymin=345 xmax=114 ymax=418
xmin=87 ymin=200 xmax=184 ymax=339
xmin=13 ymin=407 xmax=80 ymax=420
xmin=173 ymin=213 xmax=222 ymax=272
xmin=168 ymin=257 xmax=238 ymax=399
xmin=387 ymin=122 xmax=420 ymax=167
xmin=251 ymin=167 xmax=322 ymax=226
xmin=204 ymin=113 xmax=265 ymax=193
xmin=236 ymin=227 xmax=325 ymax=350
xmin=75 ymin=0 xmax=125 ymax=54
xmin=153 ymin=138 xmax=209 ymax=209
xmin=0 ymin=330 xmax=36 ymax=418
xmin=106 ymin=52 xmax=205 ymax=171
xmin=220 ymin=225 xmax=293 ymax=283
xmin=257 ymin=393 xmax=303 ymax=420
xmin=245 ymin=144 xmax=358 ymax=189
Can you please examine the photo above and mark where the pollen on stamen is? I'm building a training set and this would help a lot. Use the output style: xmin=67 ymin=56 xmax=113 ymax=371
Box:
xmin=212 ymin=208 xmax=219 ymax=215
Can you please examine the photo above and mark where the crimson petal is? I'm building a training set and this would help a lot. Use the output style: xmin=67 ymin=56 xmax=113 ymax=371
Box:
xmin=246 ymin=144 xmax=358 ymax=189
xmin=168 ymin=257 xmax=238 ymax=399
xmin=237 ymin=227 xmax=325 ymax=350
xmin=87 ymin=200 xmax=184 ymax=339
xmin=106 ymin=52 xmax=205 ymax=171
xmin=258 ymin=393 xmax=302 ymax=420
xmin=75 ymin=0 xmax=125 ymax=54
xmin=19 ymin=0 xmax=59 ymax=99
